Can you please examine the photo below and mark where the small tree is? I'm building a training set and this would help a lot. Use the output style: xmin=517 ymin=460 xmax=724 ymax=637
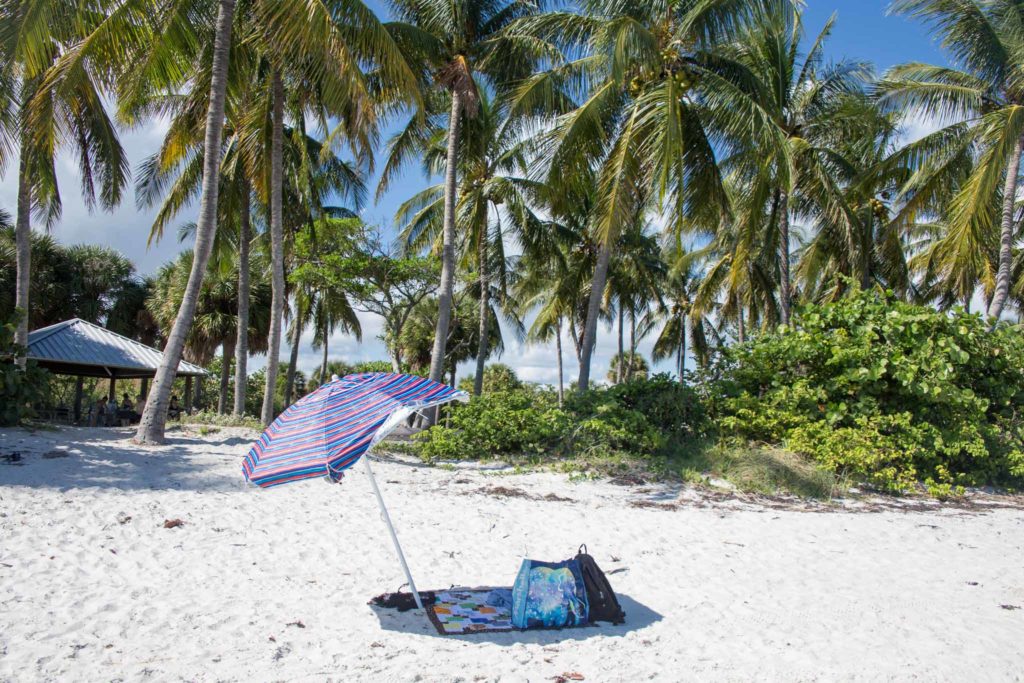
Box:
xmin=457 ymin=363 xmax=522 ymax=394
xmin=347 ymin=231 xmax=440 ymax=372
xmin=607 ymin=353 xmax=649 ymax=384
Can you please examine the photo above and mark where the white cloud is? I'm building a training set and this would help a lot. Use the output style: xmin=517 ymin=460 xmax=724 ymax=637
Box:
xmin=896 ymin=112 xmax=946 ymax=147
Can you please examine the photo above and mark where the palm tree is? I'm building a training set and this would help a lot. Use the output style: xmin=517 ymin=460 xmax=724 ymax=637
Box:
xmin=251 ymin=0 xmax=417 ymax=425
xmin=149 ymin=251 xmax=243 ymax=382
xmin=607 ymin=220 xmax=665 ymax=382
xmin=138 ymin=49 xmax=369 ymax=425
xmin=147 ymin=249 xmax=271 ymax=414
xmin=651 ymin=243 xmax=703 ymax=381
xmin=798 ymin=95 xmax=914 ymax=301
xmin=515 ymin=232 xmax=582 ymax=407
xmin=309 ymin=289 xmax=362 ymax=386
xmin=393 ymin=89 xmax=546 ymax=395
xmin=79 ymin=0 xmax=241 ymax=442
xmin=262 ymin=68 xmax=286 ymax=425
xmin=506 ymin=0 xmax=779 ymax=389
xmin=607 ymin=352 xmax=649 ymax=383
xmin=383 ymin=0 xmax=544 ymax=418
xmin=0 ymin=228 xmax=141 ymax=329
xmin=879 ymin=0 xmax=1024 ymax=323
xmin=0 ymin=0 xmax=128 ymax=364
xmin=85 ymin=0 xmax=412 ymax=439
xmin=710 ymin=9 xmax=871 ymax=325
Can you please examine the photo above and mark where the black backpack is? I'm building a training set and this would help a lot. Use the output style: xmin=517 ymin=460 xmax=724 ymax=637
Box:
xmin=575 ymin=545 xmax=625 ymax=624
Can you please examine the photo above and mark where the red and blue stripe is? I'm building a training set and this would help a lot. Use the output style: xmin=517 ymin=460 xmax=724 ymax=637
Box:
xmin=242 ymin=373 xmax=468 ymax=488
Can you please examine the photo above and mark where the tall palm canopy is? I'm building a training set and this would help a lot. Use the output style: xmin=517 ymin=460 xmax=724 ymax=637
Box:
xmin=0 ymin=0 xmax=129 ymax=361
xmin=4 ymin=0 xmax=1024 ymax=427
xmin=879 ymin=0 xmax=1024 ymax=322
xmin=382 ymin=0 xmax=547 ymax=419
xmin=504 ymin=0 xmax=793 ymax=388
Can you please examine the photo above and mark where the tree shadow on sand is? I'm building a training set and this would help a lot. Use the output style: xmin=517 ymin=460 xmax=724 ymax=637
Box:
xmin=0 ymin=426 xmax=245 ymax=493
xmin=368 ymin=593 xmax=661 ymax=643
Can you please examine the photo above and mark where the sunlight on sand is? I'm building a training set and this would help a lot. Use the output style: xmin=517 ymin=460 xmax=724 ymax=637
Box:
xmin=1 ymin=426 xmax=1022 ymax=681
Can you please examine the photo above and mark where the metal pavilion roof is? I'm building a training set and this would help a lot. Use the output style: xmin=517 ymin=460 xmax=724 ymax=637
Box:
xmin=27 ymin=319 xmax=207 ymax=379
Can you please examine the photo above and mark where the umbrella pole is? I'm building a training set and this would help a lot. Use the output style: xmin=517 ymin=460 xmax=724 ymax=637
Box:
xmin=362 ymin=455 xmax=425 ymax=611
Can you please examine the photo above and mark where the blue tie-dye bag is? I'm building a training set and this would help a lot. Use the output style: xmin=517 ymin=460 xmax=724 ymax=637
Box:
xmin=511 ymin=558 xmax=590 ymax=629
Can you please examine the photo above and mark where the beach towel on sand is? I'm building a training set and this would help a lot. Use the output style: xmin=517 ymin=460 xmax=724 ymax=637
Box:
xmin=428 ymin=588 xmax=516 ymax=634
xmin=371 ymin=588 xmax=516 ymax=634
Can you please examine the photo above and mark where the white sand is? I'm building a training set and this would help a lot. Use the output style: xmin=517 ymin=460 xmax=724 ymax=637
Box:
xmin=1 ymin=425 xmax=1022 ymax=682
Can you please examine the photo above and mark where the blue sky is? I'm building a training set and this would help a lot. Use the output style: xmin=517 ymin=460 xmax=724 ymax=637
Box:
xmin=0 ymin=1 xmax=953 ymax=385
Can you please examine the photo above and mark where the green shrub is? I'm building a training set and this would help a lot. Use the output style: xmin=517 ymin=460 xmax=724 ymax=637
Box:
xmin=413 ymin=388 xmax=568 ymax=460
xmin=0 ymin=313 xmax=50 ymax=426
xmin=707 ymin=288 xmax=1024 ymax=492
xmin=561 ymin=374 xmax=704 ymax=456
xmin=457 ymin=364 xmax=523 ymax=394
xmin=413 ymin=374 xmax=708 ymax=462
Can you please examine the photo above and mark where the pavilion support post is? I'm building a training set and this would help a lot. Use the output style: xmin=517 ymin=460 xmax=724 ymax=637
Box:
xmin=194 ymin=375 xmax=203 ymax=413
xmin=361 ymin=455 xmax=424 ymax=611
xmin=184 ymin=376 xmax=193 ymax=416
xmin=73 ymin=376 xmax=84 ymax=424
xmin=108 ymin=376 xmax=116 ymax=403
xmin=141 ymin=377 xmax=149 ymax=399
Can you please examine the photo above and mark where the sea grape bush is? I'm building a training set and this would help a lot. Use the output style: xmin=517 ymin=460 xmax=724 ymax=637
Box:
xmin=413 ymin=373 xmax=708 ymax=461
xmin=707 ymin=289 xmax=1024 ymax=493
xmin=415 ymin=292 xmax=1024 ymax=496
xmin=414 ymin=388 xmax=568 ymax=459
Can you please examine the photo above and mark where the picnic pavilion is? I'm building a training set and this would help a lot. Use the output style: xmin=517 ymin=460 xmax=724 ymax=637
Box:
xmin=27 ymin=318 xmax=207 ymax=423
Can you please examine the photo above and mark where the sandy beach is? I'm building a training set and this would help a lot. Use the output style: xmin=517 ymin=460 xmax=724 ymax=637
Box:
xmin=0 ymin=425 xmax=1022 ymax=682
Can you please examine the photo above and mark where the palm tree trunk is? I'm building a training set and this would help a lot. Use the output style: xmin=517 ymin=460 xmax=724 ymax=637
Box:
xmin=135 ymin=0 xmax=237 ymax=444
xmin=233 ymin=180 xmax=251 ymax=417
xmin=569 ymin=320 xmax=582 ymax=363
xmin=284 ymin=315 xmax=300 ymax=407
xmin=861 ymin=212 xmax=873 ymax=291
xmin=682 ymin=314 xmax=689 ymax=377
xmin=616 ymin=303 xmax=624 ymax=384
xmin=425 ymin=89 xmax=463 ymax=425
xmin=987 ymin=135 xmax=1024 ymax=324
xmin=194 ymin=373 xmax=204 ymax=412
xmin=737 ymin=304 xmax=746 ymax=344
xmin=779 ymin=190 xmax=792 ymax=326
xmin=578 ymin=238 xmax=612 ymax=391
xmin=622 ymin=311 xmax=630 ymax=385
xmin=218 ymin=338 xmax=232 ymax=414
xmin=261 ymin=68 xmax=286 ymax=426
xmin=14 ymin=146 xmax=31 ymax=367
xmin=556 ymin=317 xmax=564 ymax=408
xmin=320 ymin=322 xmax=329 ymax=384
xmin=473 ymin=224 xmax=489 ymax=396
xmin=678 ymin=312 xmax=686 ymax=382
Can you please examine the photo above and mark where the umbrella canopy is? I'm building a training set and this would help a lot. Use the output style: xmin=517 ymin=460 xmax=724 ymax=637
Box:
xmin=242 ymin=372 xmax=468 ymax=488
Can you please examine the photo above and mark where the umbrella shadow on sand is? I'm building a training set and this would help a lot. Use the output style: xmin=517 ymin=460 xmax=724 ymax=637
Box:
xmin=368 ymin=593 xmax=661 ymax=643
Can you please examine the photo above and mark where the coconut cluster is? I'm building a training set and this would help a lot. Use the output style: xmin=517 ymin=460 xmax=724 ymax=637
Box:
xmin=869 ymin=197 xmax=888 ymax=220
xmin=626 ymin=47 xmax=699 ymax=98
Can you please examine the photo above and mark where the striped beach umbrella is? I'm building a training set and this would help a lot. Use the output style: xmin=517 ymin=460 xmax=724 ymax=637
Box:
xmin=242 ymin=372 xmax=468 ymax=609
xmin=243 ymin=372 xmax=467 ymax=487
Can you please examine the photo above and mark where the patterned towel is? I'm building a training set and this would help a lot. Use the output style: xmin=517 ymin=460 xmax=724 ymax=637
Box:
xmin=426 ymin=587 xmax=515 ymax=635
